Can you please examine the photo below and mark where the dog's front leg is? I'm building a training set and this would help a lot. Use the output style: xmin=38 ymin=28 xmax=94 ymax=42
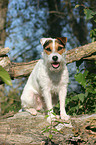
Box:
xmin=43 ymin=90 xmax=55 ymax=122
xmin=59 ymin=85 xmax=70 ymax=120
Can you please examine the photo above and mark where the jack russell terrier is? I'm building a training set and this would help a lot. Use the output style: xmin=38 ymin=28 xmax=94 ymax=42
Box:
xmin=21 ymin=37 xmax=70 ymax=122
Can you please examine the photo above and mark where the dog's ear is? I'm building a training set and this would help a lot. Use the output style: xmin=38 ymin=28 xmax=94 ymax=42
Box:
xmin=40 ymin=38 xmax=47 ymax=46
xmin=40 ymin=38 xmax=52 ymax=46
xmin=56 ymin=37 xmax=67 ymax=46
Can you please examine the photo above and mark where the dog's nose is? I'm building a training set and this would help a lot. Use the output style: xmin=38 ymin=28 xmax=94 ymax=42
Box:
xmin=52 ymin=56 xmax=58 ymax=61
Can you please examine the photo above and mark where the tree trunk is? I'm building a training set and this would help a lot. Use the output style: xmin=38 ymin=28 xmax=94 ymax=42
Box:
xmin=0 ymin=0 xmax=9 ymax=115
xmin=0 ymin=0 xmax=8 ymax=48
xmin=46 ymin=0 xmax=62 ymax=37
xmin=66 ymin=0 xmax=88 ymax=45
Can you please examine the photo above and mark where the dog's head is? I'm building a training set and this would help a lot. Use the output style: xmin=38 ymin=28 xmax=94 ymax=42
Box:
xmin=40 ymin=37 xmax=67 ymax=72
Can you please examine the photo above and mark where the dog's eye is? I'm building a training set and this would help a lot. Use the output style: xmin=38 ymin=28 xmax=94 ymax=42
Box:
xmin=58 ymin=47 xmax=63 ymax=51
xmin=46 ymin=47 xmax=51 ymax=52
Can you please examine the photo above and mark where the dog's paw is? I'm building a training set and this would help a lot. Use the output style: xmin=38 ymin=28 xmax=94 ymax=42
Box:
xmin=47 ymin=114 xmax=60 ymax=123
xmin=26 ymin=108 xmax=37 ymax=116
xmin=61 ymin=114 xmax=70 ymax=121
xmin=47 ymin=113 xmax=55 ymax=123
xmin=47 ymin=115 xmax=55 ymax=122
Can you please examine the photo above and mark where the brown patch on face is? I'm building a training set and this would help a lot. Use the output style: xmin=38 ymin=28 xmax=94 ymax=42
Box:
xmin=56 ymin=37 xmax=67 ymax=46
xmin=55 ymin=40 xmax=66 ymax=55
xmin=43 ymin=40 xmax=53 ymax=55
xmin=43 ymin=38 xmax=66 ymax=55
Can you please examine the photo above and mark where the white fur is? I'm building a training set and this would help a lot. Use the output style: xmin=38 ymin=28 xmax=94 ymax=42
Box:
xmin=21 ymin=38 xmax=70 ymax=122
xmin=40 ymin=38 xmax=53 ymax=46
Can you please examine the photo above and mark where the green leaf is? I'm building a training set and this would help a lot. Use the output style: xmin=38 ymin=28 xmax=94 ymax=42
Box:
xmin=78 ymin=93 xmax=85 ymax=102
xmin=71 ymin=95 xmax=78 ymax=101
xmin=46 ymin=108 xmax=53 ymax=113
xmin=93 ymin=108 xmax=96 ymax=113
xmin=70 ymin=106 xmax=77 ymax=111
xmin=45 ymin=115 xmax=49 ymax=118
xmin=45 ymin=128 xmax=50 ymax=132
xmin=84 ymin=9 xmax=93 ymax=20
xmin=75 ymin=72 xmax=87 ymax=88
xmin=41 ymin=128 xmax=46 ymax=131
xmin=0 ymin=66 xmax=12 ymax=86
xmin=85 ymin=92 xmax=88 ymax=98
xmin=51 ymin=112 xmax=56 ymax=116
xmin=73 ymin=113 xmax=76 ymax=116
xmin=86 ymin=87 xmax=96 ymax=94
xmin=84 ymin=9 xmax=96 ymax=20
xmin=49 ymin=134 xmax=53 ymax=139
xmin=83 ymin=70 xmax=88 ymax=78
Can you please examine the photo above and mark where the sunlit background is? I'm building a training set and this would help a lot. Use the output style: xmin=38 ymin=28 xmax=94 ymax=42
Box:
xmin=0 ymin=0 xmax=96 ymax=116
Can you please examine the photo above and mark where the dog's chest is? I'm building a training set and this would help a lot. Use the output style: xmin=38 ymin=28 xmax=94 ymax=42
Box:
xmin=49 ymin=73 xmax=63 ymax=93
xmin=35 ymin=60 xmax=68 ymax=94
xmin=37 ymin=70 xmax=62 ymax=94
xmin=42 ymin=70 xmax=64 ymax=94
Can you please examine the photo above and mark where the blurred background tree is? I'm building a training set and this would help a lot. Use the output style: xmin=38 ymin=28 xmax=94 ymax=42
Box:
xmin=0 ymin=0 xmax=96 ymax=116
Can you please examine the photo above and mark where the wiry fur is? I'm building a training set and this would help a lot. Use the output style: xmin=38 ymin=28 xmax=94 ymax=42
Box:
xmin=21 ymin=38 xmax=70 ymax=122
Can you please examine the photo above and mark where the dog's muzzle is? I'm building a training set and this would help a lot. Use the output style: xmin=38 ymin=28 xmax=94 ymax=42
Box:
xmin=51 ymin=56 xmax=60 ymax=69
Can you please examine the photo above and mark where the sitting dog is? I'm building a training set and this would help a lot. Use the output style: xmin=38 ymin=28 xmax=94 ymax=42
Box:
xmin=21 ymin=37 xmax=70 ymax=122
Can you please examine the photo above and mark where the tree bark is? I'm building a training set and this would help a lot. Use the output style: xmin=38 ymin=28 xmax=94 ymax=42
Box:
xmin=0 ymin=41 xmax=96 ymax=79
xmin=46 ymin=0 xmax=62 ymax=37
xmin=0 ymin=0 xmax=9 ymax=115
xmin=0 ymin=47 xmax=10 ymax=56
xmin=0 ymin=0 xmax=8 ymax=48
xmin=0 ymin=112 xmax=96 ymax=144
xmin=66 ymin=41 xmax=96 ymax=63
xmin=65 ymin=0 xmax=88 ymax=45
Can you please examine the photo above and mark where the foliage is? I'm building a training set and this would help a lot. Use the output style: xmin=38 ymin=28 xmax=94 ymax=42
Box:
xmin=0 ymin=66 xmax=20 ymax=115
xmin=66 ymin=69 xmax=96 ymax=116
xmin=0 ymin=65 xmax=12 ymax=86
xmin=90 ymin=29 xmax=96 ymax=42
xmin=84 ymin=8 xmax=96 ymax=41
xmin=41 ymin=109 xmax=59 ymax=144
xmin=1 ymin=84 xmax=21 ymax=115
xmin=66 ymin=6 xmax=96 ymax=116
xmin=1 ymin=89 xmax=21 ymax=115
xmin=84 ymin=9 xmax=96 ymax=20
xmin=75 ymin=4 xmax=96 ymax=42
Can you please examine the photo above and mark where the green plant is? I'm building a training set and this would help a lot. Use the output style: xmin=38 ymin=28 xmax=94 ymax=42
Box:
xmin=84 ymin=8 xmax=96 ymax=42
xmin=75 ymin=5 xmax=96 ymax=42
xmin=0 ymin=65 xmax=12 ymax=86
xmin=41 ymin=109 xmax=58 ymax=144
xmin=66 ymin=69 xmax=96 ymax=116
xmin=66 ymin=5 xmax=96 ymax=116
xmin=1 ymin=87 xmax=21 ymax=115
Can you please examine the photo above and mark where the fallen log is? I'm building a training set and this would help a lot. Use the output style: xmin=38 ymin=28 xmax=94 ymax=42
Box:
xmin=0 ymin=47 xmax=10 ymax=56
xmin=0 ymin=112 xmax=96 ymax=144
xmin=0 ymin=41 xmax=96 ymax=78
xmin=66 ymin=41 xmax=96 ymax=63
